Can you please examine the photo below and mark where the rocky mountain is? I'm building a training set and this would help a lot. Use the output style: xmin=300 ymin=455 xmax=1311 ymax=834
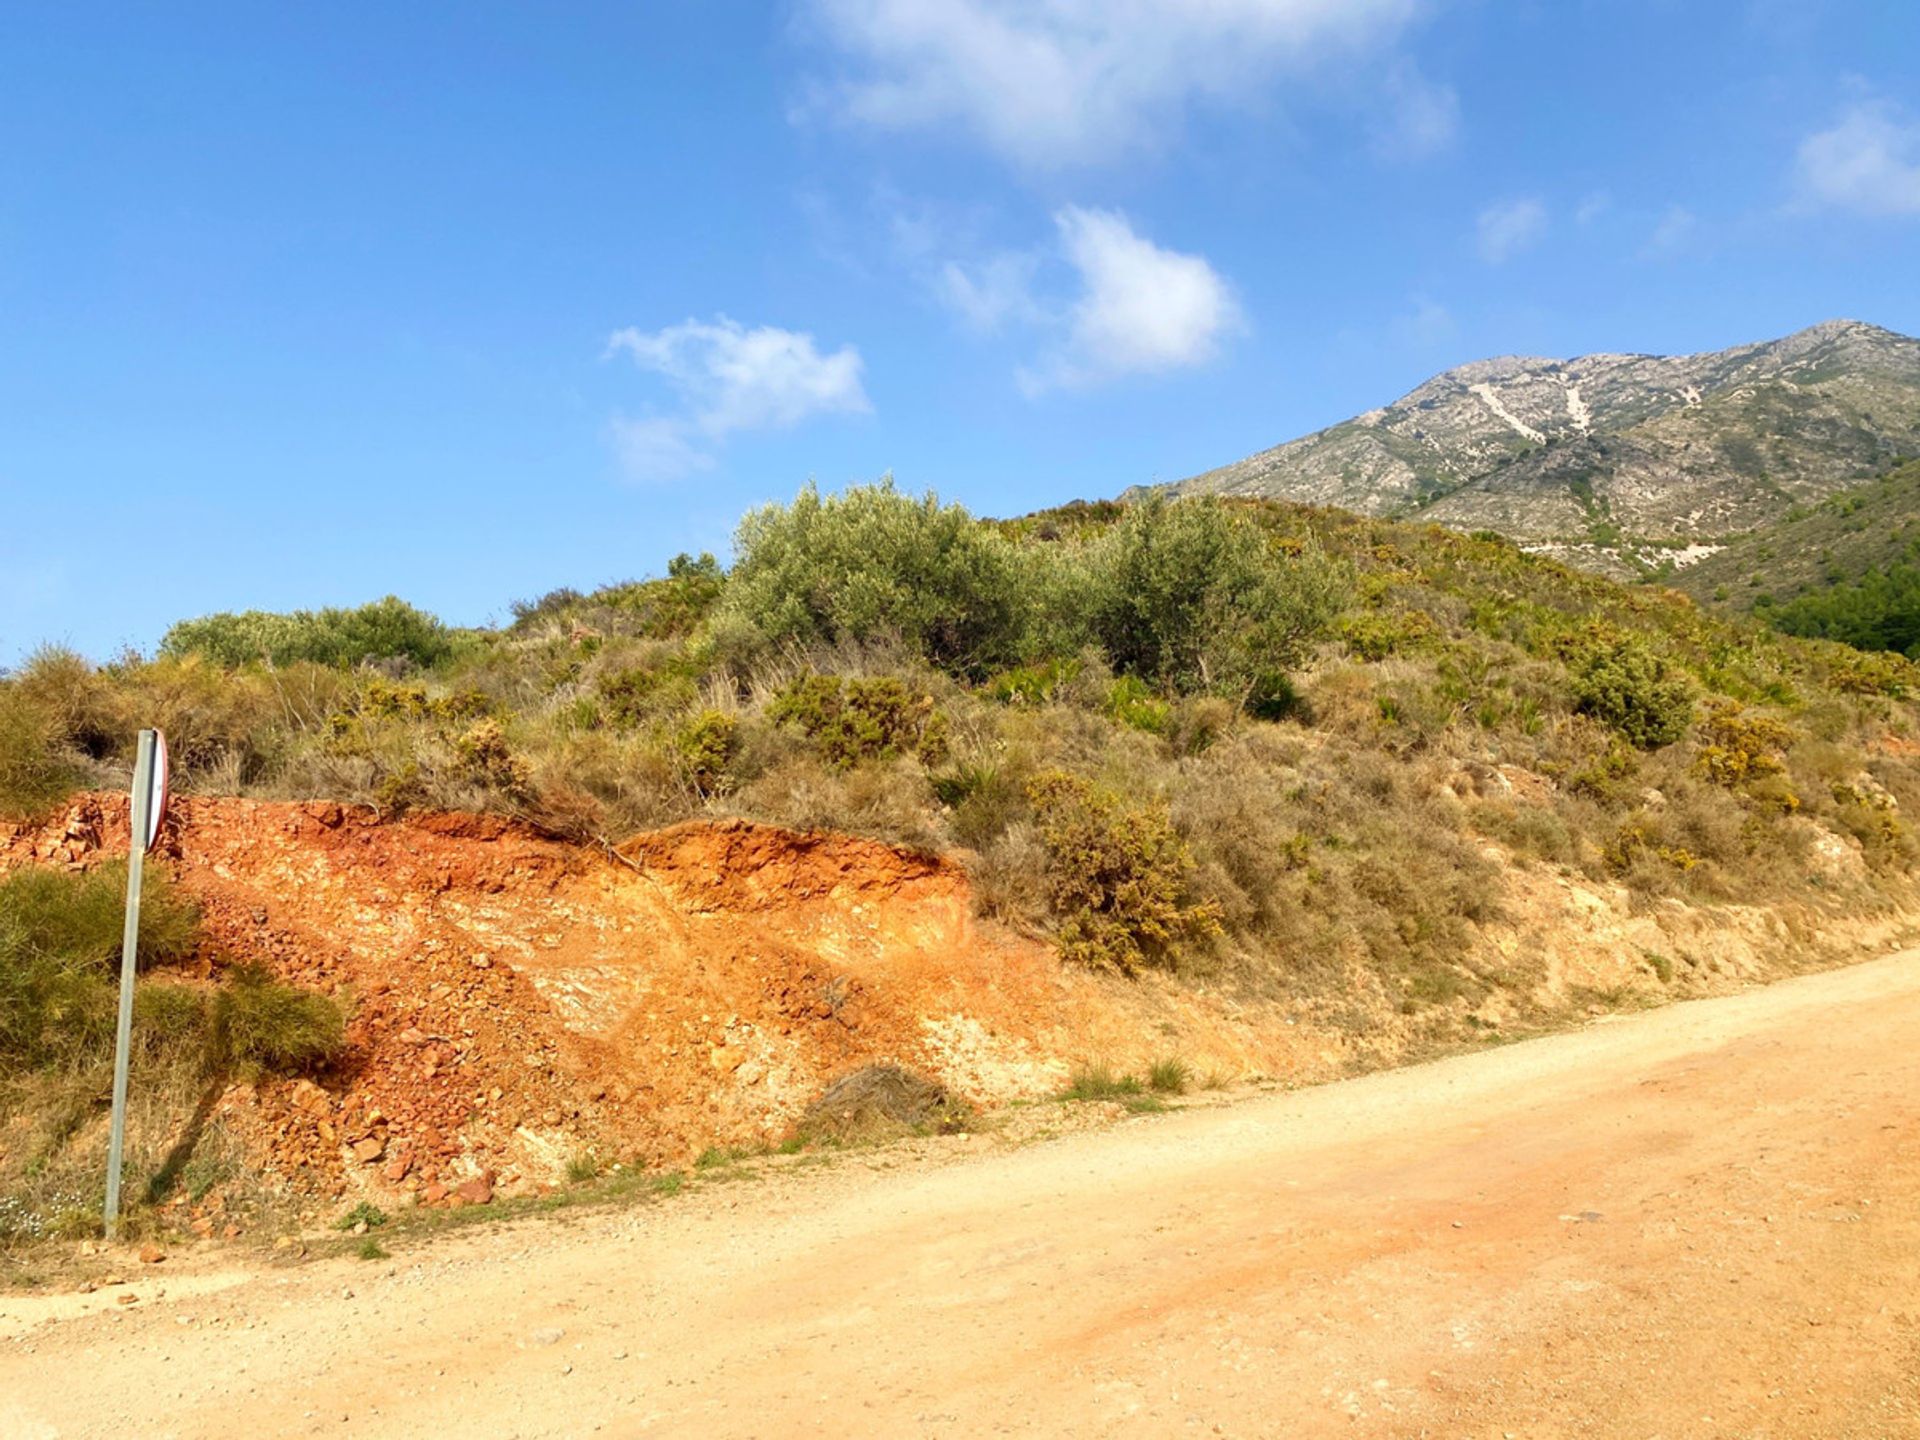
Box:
xmin=1154 ymin=320 xmax=1920 ymax=577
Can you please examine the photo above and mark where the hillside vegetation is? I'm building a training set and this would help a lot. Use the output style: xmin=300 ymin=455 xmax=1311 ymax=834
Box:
xmin=1677 ymin=459 xmax=1920 ymax=653
xmin=9 ymin=482 xmax=1920 ymax=1001
xmin=0 ymin=861 xmax=344 ymax=1243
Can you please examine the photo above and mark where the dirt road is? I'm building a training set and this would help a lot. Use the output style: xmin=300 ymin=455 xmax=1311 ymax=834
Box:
xmin=6 ymin=954 xmax=1919 ymax=1439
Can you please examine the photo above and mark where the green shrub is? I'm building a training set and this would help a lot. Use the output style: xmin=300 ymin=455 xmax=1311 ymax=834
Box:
xmin=1243 ymin=669 xmax=1306 ymax=722
xmin=328 ymin=679 xmax=489 ymax=732
xmin=1829 ymin=781 xmax=1912 ymax=867
xmin=214 ymin=965 xmax=345 ymax=1075
xmin=1821 ymin=646 xmax=1918 ymax=698
xmin=89 ymin=653 xmax=321 ymax=782
xmin=0 ymin=862 xmax=200 ymax=982
xmin=162 ymin=596 xmax=451 ymax=671
xmin=0 ymin=935 xmax=114 ymax=1070
xmin=1763 ymin=561 xmax=1920 ymax=657
xmin=1025 ymin=770 xmax=1220 ymax=975
xmin=452 ymin=719 xmax=533 ymax=799
xmin=985 ymin=658 xmax=1083 ymax=707
xmin=1102 ymin=677 xmax=1172 ymax=735
xmin=130 ymin=981 xmax=216 ymax=1061
xmin=515 ymin=553 xmax=724 ymax=639
xmin=1147 ymin=1057 xmax=1191 ymax=1094
xmin=1059 ymin=1063 xmax=1165 ymax=1112
xmin=1083 ymin=497 xmax=1348 ymax=696
xmin=336 ymin=1201 xmax=388 ymax=1230
xmin=1060 ymin=1063 xmax=1143 ymax=1101
xmin=932 ymin=761 xmax=1027 ymax=851
xmin=0 ymin=867 xmax=340 ymax=1079
xmin=1339 ymin=609 xmax=1437 ymax=661
xmin=1602 ymin=817 xmax=1702 ymax=878
xmin=1564 ymin=632 xmax=1693 ymax=749
xmin=722 ymin=480 xmax=1033 ymax=676
xmin=674 ymin=710 xmax=739 ymax=796
xmin=1693 ymin=700 xmax=1795 ymax=789
xmin=768 ymin=674 xmax=949 ymax=769
xmin=598 ymin=663 xmax=700 ymax=728
xmin=11 ymin=648 xmax=117 ymax=755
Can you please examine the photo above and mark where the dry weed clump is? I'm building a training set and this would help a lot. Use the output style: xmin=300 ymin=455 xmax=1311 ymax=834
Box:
xmin=0 ymin=687 xmax=88 ymax=821
xmin=795 ymin=1064 xmax=970 ymax=1145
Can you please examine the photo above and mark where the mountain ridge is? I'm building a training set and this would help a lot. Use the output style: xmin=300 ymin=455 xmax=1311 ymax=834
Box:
xmin=1147 ymin=319 xmax=1920 ymax=577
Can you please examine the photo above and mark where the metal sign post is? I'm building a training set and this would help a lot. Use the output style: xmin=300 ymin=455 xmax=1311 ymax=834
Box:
xmin=104 ymin=728 xmax=168 ymax=1241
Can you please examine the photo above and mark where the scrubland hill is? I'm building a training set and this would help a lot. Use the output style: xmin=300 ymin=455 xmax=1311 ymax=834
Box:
xmin=1676 ymin=457 xmax=1920 ymax=648
xmin=6 ymin=482 xmax=1920 ymax=1244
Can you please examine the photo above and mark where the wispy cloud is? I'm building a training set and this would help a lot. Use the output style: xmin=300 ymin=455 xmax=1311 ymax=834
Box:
xmin=1475 ymin=197 xmax=1548 ymax=263
xmin=937 ymin=252 xmax=1045 ymax=335
xmin=1794 ymin=98 xmax=1920 ymax=217
xmin=1387 ymin=295 xmax=1456 ymax=350
xmin=796 ymin=0 xmax=1431 ymax=170
xmin=604 ymin=317 xmax=871 ymax=481
xmin=1640 ymin=204 xmax=1699 ymax=259
xmin=1370 ymin=59 xmax=1459 ymax=162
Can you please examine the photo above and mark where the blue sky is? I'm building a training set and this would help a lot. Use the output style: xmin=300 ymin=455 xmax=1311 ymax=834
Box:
xmin=4 ymin=1 xmax=1919 ymax=663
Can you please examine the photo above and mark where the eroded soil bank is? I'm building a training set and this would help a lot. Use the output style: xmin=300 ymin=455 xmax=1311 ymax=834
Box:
xmin=2 ymin=792 xmax=1911 ymax=1216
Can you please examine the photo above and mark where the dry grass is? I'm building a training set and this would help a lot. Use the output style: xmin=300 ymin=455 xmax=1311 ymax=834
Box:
xmin=795 ymin=1064 xmax=971 ymax=1145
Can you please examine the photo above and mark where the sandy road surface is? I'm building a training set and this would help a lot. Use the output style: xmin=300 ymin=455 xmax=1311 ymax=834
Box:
xmin=6 ymin=955 xmax=1920 ymax=1440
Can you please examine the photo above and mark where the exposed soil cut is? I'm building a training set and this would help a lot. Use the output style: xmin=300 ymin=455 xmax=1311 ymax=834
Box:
xmin=0 ymin=796 xmax=1313 ymax=1209
xmin=4 ymin=790 xmax=1914 ymax=1219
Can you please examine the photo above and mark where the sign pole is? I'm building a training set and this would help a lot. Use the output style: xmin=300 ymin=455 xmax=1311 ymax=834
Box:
xmin=104 ymin=728 xmax=159 ymax=1241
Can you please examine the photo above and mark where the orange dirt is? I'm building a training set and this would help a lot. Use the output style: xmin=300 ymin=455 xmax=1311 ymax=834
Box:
xmin=6 ymin=790 xmax=1912 ymax=1219
xmin=0 ymin=795 xmax=1319 ymax=1209
xmin=4 ymin=953 xmax=1917 ymax=1438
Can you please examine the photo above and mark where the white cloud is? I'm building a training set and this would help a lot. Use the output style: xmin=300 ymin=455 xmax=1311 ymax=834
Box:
xmin=1475 ymin=197 xmax=1548 ymax=263
xmin=1575 ymin=190 xmax=1611 ymax=226
xmin=1370 ymin=59 xmax=1459 ymax=161
xmin=1795 ymin=100 xmax=1920 ymax=217
xmin=604 ymin=317 xmax=871 ymax=480
xmin=1021 ymin=207 xmax=1243 ymax=394
xmin=930 ymin=208 xmax=1240 ymax=392
xmin=798 ymin=0 xmax=1429 ymax=169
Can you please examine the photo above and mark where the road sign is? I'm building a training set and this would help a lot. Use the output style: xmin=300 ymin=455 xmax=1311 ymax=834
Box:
xmin=140 ymin=730 xmax=169 ymax=853
xmin=104 ymin=729 xmax=165 ymax=1239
